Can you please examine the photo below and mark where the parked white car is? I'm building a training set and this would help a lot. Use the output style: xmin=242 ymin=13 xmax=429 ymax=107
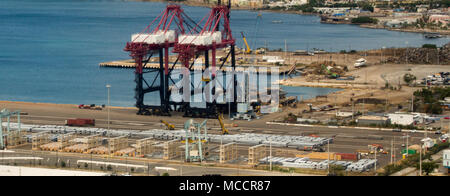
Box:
xmin=354 ymin=58 xmax=367 ymax=68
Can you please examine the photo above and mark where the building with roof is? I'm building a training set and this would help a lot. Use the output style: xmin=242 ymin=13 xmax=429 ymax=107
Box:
xmin=357 ymin=115 xmax=389 ymax=126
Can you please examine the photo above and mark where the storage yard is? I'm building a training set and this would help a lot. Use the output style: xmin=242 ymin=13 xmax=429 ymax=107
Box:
xmin=0 ymin=100 xmax=442 ymax=176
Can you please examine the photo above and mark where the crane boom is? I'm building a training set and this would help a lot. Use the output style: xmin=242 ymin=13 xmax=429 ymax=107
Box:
xmin=218 ymin=114 xmax=229 ymax=135
xmin=241 ymin=32 xmax=251 ymax=54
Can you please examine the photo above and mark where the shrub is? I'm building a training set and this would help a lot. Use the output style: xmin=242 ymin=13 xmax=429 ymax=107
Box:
xmin=422 ymin=44 xmax=437 ymax=49
xmin=162 ymin=172 xmax=170 ymax=176
xmin=403 ymin=73 xmax=416 ymax=84
xmin=351 ymin=17 xmax=378 ymax=24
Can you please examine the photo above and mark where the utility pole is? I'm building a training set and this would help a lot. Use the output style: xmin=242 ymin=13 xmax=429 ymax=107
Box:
xmin=419 ymin=145 xmax=422 ymax=176
xmin=106 ymin=84 xmax=111 ymax=130
xmin=374 ymin=150 xmax=377 ymax=173
xmin=327 ymin=139 xmax=330 ymax=175
xmin=393 ymin=136 xmax=396 ymax=163
xmin=390 ymin=138 xmax=393 ymax=164
xmin=269 ymin=138 xmax=272 ymax=171
xmin=406 ymin=133 xmax=409 ymax=158
xmin=405 ymin=41 xmax=409 ymax=64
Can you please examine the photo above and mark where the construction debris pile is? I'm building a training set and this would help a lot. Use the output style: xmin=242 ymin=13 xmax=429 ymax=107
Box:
xmin=309 ymin=61 xmax=346 ymax=75
xmin=259 ymin=156 xmax=377 ymax=172
xmin=387 ymin=43 xmax=450 ymax=64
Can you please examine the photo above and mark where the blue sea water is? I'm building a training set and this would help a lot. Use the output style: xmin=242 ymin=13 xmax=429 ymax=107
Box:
xmin=0 ymin=0 xmax=447 ymax=107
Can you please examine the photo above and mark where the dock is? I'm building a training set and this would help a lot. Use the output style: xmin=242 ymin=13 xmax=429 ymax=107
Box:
xmin=99 ymin=59 xmax=292 ymax=74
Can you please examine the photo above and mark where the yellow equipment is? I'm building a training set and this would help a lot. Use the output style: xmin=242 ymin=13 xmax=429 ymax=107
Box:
xmin=202 ymin=77 xmax=211 ymax=82
xmin=160 ymin=120 xmax=175 ymax=130
xmin=218 ymin=114 xmax=229 ymax=135
xmin=241 ymin=32 xmax=251 ymax=54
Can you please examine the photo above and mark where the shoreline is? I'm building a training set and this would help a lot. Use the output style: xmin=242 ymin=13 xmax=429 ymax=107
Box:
xmin=359 ymin=24 xmax=450 ymax=36
xmin=0 ymin=100 xmax=136 ymax=110
xmin=135 ymin=0 xmax=449 ymax=36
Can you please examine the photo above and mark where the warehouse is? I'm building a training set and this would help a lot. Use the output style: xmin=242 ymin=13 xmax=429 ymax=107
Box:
xmin=357 ymin=116 xmax=389 ymax=126
xmin=388 ymin=113 xmax=414 ymax=126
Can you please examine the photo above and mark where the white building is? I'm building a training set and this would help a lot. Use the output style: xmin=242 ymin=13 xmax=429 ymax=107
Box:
xmin=421 ymin=138 xmax=436 ymax=149
xmin=388 ymin=113 xmax=415 ymax=126
xmin=286 ymin=0 xmax=308 ymax=6
xmin=443 ymin=149 xmax=450 ymax=168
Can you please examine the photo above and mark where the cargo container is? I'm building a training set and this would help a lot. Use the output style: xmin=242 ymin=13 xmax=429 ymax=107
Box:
xmin=336 ymin=153 xmax=358 ymax=160
xmin=65 ymin=119 xmax=95 ymax=127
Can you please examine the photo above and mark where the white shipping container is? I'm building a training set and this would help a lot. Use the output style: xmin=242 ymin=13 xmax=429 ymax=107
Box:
xmin=195 ymin=35 xmax=213 ymax=46
xmin=131 ymin=33 xmax=165 ymax=44
xmin=179 ymin=35 xmax=197 ymax=44
xmin=203 ymin=31 xmax=222 ymax=43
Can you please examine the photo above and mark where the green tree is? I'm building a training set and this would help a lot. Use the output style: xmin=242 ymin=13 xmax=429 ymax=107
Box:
xmin=351 ymin=17 xmax=378 ymax=24
xmin=403 ymin=73 xmax=416 ymax=85
xmin=422 ymin=44 xmax=437 ymax=49
xmin=417 ymin=162 xmax=438 ymax=175
xmin=162 ymin=172 xmax=170 ymax=176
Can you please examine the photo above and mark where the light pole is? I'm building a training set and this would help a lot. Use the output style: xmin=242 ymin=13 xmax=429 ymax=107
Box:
xmin=405 ymin=41 xmax=409 ymax=64
xmin=106 ymin=84 xmax=111 ymax=130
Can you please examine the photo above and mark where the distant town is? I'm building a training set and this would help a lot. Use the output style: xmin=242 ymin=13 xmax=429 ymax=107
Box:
xmin=164 ymin=0 xmax=450 ymax=34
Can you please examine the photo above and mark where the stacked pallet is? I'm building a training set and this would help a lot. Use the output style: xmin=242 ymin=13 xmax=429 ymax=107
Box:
xmin=87 ymin=146 xmax=109 ymax=154
xmin=86 ymin=134 xmax=102 ymax=148
xmin=63 ymin=144 xmax=90 ymax=153
xmin=248 ymin=144 xmax=266 ymax=165
xmin=135 ymin=138 xmax=155 ymax=157
xmin=40 ymin=142 xmax=63 ymax=152
xmin=32 ymin=132 xmax=50 ymax=150
xmin=163 ymin=139 xmax=179 ymax=160
xmin=108 ymin=136 xmax=128 ymax=152
xmin=6 ymin=131 xmax=27 ymax=147
xmin=114 ymin=148 xmax=136 ymax=157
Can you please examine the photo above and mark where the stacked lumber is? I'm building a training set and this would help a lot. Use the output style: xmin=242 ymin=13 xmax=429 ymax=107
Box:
xmin=114 ymin=148 xmax=136 ymax=157
xmin=135 ymin=138 xmax=156 ymax=156
xmin=40 ymin=142 xmax=63 ymax=152
xmin=63 ymin=144 xmax=90 ymax=153
xmin=6 ymin=131 xmax=27 ymax=147
xmin=87 ymin=146 xmax=109 ymax=154
xmin=32 ymin=132 xmax=50 ymax=151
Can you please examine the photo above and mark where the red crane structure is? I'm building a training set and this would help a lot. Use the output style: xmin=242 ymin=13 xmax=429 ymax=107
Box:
xmin=124 ymin=2 xmax=238 ymax=118
xmin=172 ymin=2 xmax=238 ymax=118
xmin=124 ymin=4 xmax=198 ymax=116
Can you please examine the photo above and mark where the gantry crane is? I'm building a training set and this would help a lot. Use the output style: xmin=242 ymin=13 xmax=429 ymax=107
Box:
xmin=0 ymin=109 xmax=21 ymax=150
xmin=124 ymin=4 xmax=199 ymax=116
xmin=183 ymin=119 xmax=208 ymax=162
xmin=124 ymin=2 xmax=238 ymax=119
xmin=172 ymin=1 xmax=238 ymax=118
